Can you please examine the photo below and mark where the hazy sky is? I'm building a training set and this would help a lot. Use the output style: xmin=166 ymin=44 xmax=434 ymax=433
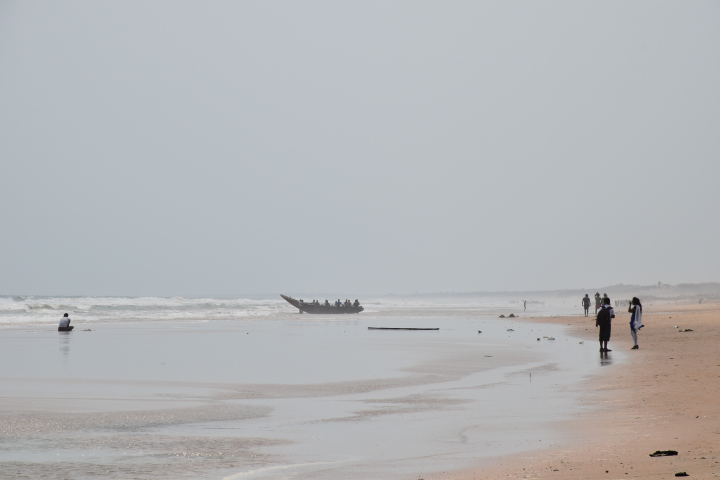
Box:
xmin=1 ymin=1 xmax=718 ymax=296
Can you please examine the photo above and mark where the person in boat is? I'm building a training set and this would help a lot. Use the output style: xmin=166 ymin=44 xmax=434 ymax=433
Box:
xmin=353 ymin=299 xmax=360 ymax=307
xmin=324 ymin=300 xmax=330 ymax=307
xmin=336 ymin=299 xmax=341 ymax=307
xmin=58 ymin=313 xmax=73 ymax=332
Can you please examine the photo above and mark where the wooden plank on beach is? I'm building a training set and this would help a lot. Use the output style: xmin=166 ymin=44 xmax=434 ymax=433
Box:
xmin=368 ymin=327 xmax=439 ymax=331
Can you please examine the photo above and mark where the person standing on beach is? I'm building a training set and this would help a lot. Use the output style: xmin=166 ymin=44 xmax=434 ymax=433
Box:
xmin=594 ymin=292 xmax=602 ymax=313
xmin=523 ymin=300 xmax=526 ymax=311
xmin=596 ymin=297 xmax=615 ymax=352
xmin=628 ymin=297 xmax=643 ymax=349
xmin=582 ymin=294 xmax=591 ymax=316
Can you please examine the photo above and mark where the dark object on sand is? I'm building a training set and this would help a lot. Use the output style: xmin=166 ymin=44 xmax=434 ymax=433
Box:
xmin=508 ymin=313 xmax=516 ymax=318
xmin=675 ymin=473 xmax=689 ymax=477
xmin=368 ymin=327 xmax=439 ymax=331
xmin=498 ymin=314 xmax=505 ymax=318
xmin=58 ymin=326 xmax=74 ymax=332
xmin=679 ymin=329 xmax=693 ymax=332
xmin=649 ymin=450 xmax=678 ymax=457
xmin=281 ymin=295 xmax=363 ymax=314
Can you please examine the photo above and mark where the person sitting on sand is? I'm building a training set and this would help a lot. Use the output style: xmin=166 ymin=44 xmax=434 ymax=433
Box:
xmin=582 ymin=294 xmax=591 ymax=317
xmin=58 ymin=313 xmax=73 ymax=332
xmin=596 ymin=297 xmax=615 ymax=352
xmin=628 ymin=297 xmax=643 ymax=349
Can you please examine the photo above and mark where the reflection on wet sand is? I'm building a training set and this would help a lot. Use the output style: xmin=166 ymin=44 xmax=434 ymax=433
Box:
xmin=599 ymin=350 xmax=613 ymax=366
xmin=58 ymin=331 xmax=71 ymax=359
xmin=0 ymin=316 xmax=608 ymax=480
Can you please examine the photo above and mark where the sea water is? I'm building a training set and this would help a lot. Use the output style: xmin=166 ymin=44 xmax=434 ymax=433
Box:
xmin=0 ymin=293 xmax=586 ymax=327
xmin=0 ymin=296 xmax=615 ymax=479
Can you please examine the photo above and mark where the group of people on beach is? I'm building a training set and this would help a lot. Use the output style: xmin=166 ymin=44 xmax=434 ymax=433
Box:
xmin=582 ymin=293 xmax=643 ymax=352
xmin=300 ymin=299 xmax=361 ymax=308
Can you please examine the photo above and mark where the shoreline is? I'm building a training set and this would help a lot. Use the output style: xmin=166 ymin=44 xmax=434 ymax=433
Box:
xmin=432 ymin=301 xmax=720 ymax=480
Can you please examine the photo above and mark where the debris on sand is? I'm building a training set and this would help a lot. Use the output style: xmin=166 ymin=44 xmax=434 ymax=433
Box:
xmin=507 ymin=328 xmax=514 ymax=332
xmin=675 ymin=472 xmax=688 ymax=477
xmin=508 ymin=313 xmax=516 ymax=318
xmin=478 ymin=330 xmax=482 ymax=334
xmin=649 ymin=450 xmax=678 ymax=457
xmin=679 ymin=329 xmax=693 ymax=332
xmin=499 ymin=315 xmax=505 ymax=318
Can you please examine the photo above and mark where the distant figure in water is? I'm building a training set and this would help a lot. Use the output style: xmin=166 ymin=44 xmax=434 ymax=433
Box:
xmin=353 ymin=299 xmax=360 ymax=307
xmin=628 ymin=297 xmax=643 ymax=349
xmin=523 ymin=300 xmax=526 ymax=311
xmin=58 ymin=313 xmax=73 ymax=332
xmin=582 ymin=294 xmax=591 ymax=316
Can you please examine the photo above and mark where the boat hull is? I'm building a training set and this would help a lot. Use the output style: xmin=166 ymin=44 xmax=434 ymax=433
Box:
xmin=281 ymin=294 xmax=363 ymax=314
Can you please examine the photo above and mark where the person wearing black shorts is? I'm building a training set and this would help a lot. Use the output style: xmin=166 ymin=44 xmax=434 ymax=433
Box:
xmin=582 ymin=294 xmax=591 ymax=317
xmin=595 ymin=297 xmax=615 ymax=352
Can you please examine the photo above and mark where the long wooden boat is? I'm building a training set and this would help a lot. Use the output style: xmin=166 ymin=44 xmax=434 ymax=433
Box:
xmin=281 ymin=294 xmax=364 ymax=314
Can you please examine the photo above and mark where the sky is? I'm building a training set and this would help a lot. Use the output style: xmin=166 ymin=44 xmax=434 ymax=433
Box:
xmin=1 ymin=1 xmax=718 ymax=296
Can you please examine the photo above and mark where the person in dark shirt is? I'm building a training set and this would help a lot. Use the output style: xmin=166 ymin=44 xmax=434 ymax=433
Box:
xmin=595 ymin=298 xmax=615 ymax=352
xmin=582 ymin=294 xmax=591 ymax=316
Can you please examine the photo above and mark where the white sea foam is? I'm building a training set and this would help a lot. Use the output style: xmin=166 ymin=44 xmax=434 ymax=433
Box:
xmin=0 ymin=295 xmax=291 ymax=326
xmin=0 ymin=293 xmax=583 ymax=327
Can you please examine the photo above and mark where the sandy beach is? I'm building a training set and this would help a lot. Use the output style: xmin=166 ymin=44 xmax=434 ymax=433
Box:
xmin=433 ymin=301 xmax=720 ymax=480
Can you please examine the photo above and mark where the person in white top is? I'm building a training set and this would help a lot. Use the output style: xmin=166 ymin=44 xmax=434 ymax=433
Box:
xmin=58 ymin=313 xmax=73 ymax=332
xmin=627 ymin=297 xmax=643 ymax=349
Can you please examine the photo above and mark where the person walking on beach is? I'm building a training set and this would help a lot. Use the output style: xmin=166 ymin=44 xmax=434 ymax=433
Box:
xmin=58 ymin=313 xmax=73 ymax=332
xmin=628 ymin=297 xmax=643 ymax=349
xmin=582 ymin=294 xmax=591 ymax=316
xmin=595 ymin=297 xmax=615 ymax=352
xmin=594 ymin=292 xmax=602 ymax=313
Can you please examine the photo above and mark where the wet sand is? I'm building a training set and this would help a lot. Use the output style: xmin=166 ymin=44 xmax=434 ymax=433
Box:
xmin=431 ymin=302 xmax=720 ymax=480
xmin=0 ymin=313 xmax=605 ymax=479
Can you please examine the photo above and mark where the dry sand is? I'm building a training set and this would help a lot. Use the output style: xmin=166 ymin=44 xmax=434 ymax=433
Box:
xmin=431 ymin=301 xmax=720 ymax=480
